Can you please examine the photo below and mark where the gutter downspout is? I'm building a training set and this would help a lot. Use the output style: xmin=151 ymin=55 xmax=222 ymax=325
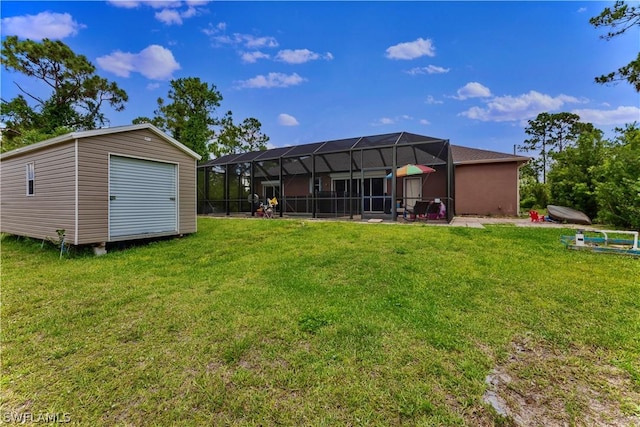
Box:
xmin=447 ymin=140 xmax=454 ymax=222
xmin=74 ymin=139 xmax=79 ymax=245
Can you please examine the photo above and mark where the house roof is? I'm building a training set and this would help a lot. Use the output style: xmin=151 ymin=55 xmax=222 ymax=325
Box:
xmin=203 ymin=131 xmax=449 ymax=168
xmin=199 ymin=131 xmax=529 ymax=169
xmin=451 ymin=145 xmax=530 ymax=165
xmin=0 ymin=123 xmax=202 ymax=160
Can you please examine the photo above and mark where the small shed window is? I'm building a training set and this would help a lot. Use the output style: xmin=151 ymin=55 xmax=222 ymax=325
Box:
xmin=26 ymin=163 xmax=35 ymax=195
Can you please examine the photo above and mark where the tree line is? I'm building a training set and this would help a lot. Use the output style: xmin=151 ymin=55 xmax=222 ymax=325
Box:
xmin=0 ymin=37 xmax=268 ymax=159
xmin=520 ymin=114 xmax=639 ymax=230
xmin=519 ymin=2 xmax=639 ymax=229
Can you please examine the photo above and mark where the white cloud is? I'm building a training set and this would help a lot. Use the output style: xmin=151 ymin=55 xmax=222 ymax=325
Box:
xmin=208 ymin=34 xmax=233 ymax=44
xmin=209 ymin=32 xmax=279 ymax=49
xmin=243 ymin=35 xmax=279 ymax=49
xmin=385 ymin=37 xmax=436 ymax=60
xmin=97 ymin=45 xmax=180 ymax=80
xmin=454 ymin=82 xmax=492 ymax=100
xmin=146 ymin=82 xmax=161 ymax=90
xmin=107 ymin=1 xmax=143 ymax=8
xmin=425 ymin=95 xmax=443 ymax=105
xmin=265 ymin=141 xmax=279 ymax=150
xmin=155 ymin=5 xmax=202 ymax=25
xmin=203 ymin=23 xmax=281 ymax=59
xmin=108 ymin=1 xmax=203 ymax=25
xmin=236 ymin=72 xmax=306 ymax=89
xmin=108 ymin=1 xmax=182 ymax=9
xmin=275 ymin=49 xmax=333 ymax=64
xmin=406 ymin=65 xmax=450 ymax=75
xmin=571 ymin=106 xmax=640 ymax=126
xmin=1 ymin=12 xmax=85 ymax=40
xmin=240 ymin=51 xmax=270 ymax=63
xmin=203 ymin=22 xmax=226 ymax=36
xmin=376 ymin=117 xmax=395 ymax=125
xmin=181 ymin=6 xmax=198 ymax=18
xmin=278 ymin=113 xmax=299 ymax=126
xmin=155 ymin=9 xmax=182 ymax=25
xmin=372 ymin=115 xmax=414 ymax=126
xmin=460 ymin=90 xmax=583 ymax=122
xmin=577 ymin=7 xmax=587 ymax=13
xmin=419 ymin=119 xmax=431 ymax=125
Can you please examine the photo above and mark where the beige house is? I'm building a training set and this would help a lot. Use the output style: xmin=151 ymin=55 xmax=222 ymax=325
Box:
xmin=1 ymin=123 xmax=201 ymax=247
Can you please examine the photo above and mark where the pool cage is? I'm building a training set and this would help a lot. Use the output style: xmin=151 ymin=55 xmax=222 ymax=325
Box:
xmin=198 ymin=132 xmax=454 ymax=222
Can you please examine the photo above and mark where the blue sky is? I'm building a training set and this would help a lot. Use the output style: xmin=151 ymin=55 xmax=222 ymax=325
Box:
xmin=1 ymin=1 xmax=639 ymax=157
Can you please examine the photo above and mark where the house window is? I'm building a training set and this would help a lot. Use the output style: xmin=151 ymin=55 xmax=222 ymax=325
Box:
xmin=26 ymin=163 xmax=35 ymax=196
xmin=333 ymin=178 xmax=360 ymax=196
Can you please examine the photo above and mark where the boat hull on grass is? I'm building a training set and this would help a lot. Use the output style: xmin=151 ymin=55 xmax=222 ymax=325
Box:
xmin=547 ymin=205 xmax=591 ymax=225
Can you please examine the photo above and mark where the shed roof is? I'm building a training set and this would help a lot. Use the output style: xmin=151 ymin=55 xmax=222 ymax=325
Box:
xmin=0 ymin=123 xmax=202 ymax=160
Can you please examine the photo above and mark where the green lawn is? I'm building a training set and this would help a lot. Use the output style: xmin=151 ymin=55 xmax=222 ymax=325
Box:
xmin=1 ymin=218 xmax=639 ymax=426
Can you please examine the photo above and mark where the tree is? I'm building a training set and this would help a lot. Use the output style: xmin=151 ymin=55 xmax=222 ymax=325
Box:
xmin=521 ymin=112 xmax=587 ymax=183
xmin=1 ymin=36 xmax=128 ymax=151
xmin=594 ymin=124 xmax=640 ymax=229
xmin=132 ymin=116 xmax=164 ymax=129
xmin=547 ymin=129 xmax=607 ymax=220
xmin=211 ymin=111 xmax=269 ymax=158
xmin=135 ymin=77 xmax=269 ymax=159
xmin=153 ymin=77 xmax=221 ymax=158
xmin=590 ymin=1 xmax=640 ymax=91
xmin=0 ymin=125 xmax=72 ymax=153
xmin=519 ymin=161 xmax=549 ymax=210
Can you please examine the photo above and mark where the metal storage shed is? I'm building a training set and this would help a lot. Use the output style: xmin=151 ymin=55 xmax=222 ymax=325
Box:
xmin=0 ymin=123 xmax=201 ymax=247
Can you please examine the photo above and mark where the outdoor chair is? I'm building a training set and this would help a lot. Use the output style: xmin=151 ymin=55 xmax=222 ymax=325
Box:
xmin=426 ymin=202 xmax=441 ymax=220
xmin=405 ymin=201 xmax=429 ymax=221
xmin=529 ymin=210 xmax=543 ymax=222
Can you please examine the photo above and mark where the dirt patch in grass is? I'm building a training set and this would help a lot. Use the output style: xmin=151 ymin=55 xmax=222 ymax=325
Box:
xmin=482 ymin=333 xmax=640 ymax=426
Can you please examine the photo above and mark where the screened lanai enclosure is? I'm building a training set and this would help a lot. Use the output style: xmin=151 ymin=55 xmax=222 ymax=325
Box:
xmin=198 ymin=132 xmax=454 ymax=222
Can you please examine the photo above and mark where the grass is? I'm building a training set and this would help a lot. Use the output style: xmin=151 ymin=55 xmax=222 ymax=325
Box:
xmin=1 ymin=218 xmax=639 ymax=425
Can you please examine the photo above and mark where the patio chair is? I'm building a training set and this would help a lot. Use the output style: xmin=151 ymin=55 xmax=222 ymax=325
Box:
xmin=405 ymin=201 xmax=429 ymax=221
xmin=426 ymin=201 xmax=441 ymax=220
xmin=529 ymin=210 xmax=543 ymax=222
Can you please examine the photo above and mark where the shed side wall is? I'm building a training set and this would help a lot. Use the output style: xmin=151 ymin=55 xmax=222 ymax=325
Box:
xmin=76 ymin=128 xmax=197 ymax=244
xmin=0 ymin=142 xmax=77 ymax=241
xmin=454 ymin=162 xmax=520 ymax=216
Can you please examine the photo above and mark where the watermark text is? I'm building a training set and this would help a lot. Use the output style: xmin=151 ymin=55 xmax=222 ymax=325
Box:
xmin=2 ymin=412 xmax=71 ymax=424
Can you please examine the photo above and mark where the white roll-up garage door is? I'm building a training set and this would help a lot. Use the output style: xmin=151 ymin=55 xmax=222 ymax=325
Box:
xmin=109 ymin=156 xmax=177 ymax=239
